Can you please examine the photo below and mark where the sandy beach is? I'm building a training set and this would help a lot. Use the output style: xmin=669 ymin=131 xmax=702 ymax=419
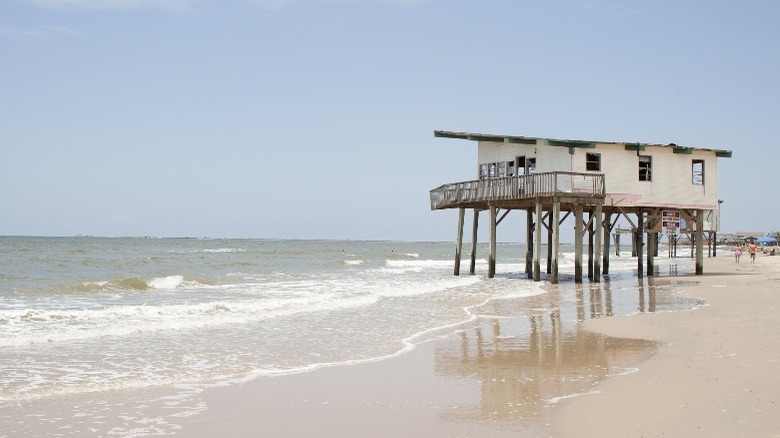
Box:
xmin=554 ymin=253 xmax=780 ymax=437
xmin=177 ymin=252 xmax=780 ymax=437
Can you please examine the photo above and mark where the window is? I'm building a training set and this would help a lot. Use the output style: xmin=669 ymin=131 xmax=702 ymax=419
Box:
xmin=638 ymin=155 xmax=652 ymax=181
xmin=692 ymin=159 xmax=704 ymax=185
xmin=586 ymin=153 xmax=601 ymax=171
xmin=527 ymin=157 xmax=537 ymax=173
xmin=506 ymin=161 xmax=515 ymax=176
xmin=488 ymin=163 xmax=496 ymax=178
xmin=479 ymin=164 xmax=488 ymax=179
xmin=516 ymin=156 xmax=526 ymax=174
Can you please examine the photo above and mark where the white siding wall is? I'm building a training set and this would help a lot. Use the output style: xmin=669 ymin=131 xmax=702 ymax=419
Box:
xmin=477 ymin=140 xmax=573 ymax=173
xmin=477 ymin=141 xmax=535 ymax=168
xmin=477 ymin=141 xmax=721 ymax=210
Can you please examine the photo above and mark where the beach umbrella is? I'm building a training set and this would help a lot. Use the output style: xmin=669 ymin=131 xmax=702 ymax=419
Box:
xmin=756 ymin=235 xmax=778 ymax=245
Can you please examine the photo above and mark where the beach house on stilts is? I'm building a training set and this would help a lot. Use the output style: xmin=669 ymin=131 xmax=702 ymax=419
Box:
xmin=429 ymin=130 xmax=732 ymax=284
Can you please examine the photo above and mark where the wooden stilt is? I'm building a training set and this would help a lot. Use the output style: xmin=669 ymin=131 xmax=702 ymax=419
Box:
xmin=587 ymin=211 xmax=594 ymax=280
xmin=454 ymin=207 xmax=465 ymax=276
xmin=695 ymin=210 xmax=704 ymax=275
xmin=594 ymin=203 xmax=602 ymax=282
xmin=637 ymin=210 xmax=644 ymax=278
xmin=534 ymin=201 xmax=542 ymax=282
xmin=647 ymin=231 xmax=655 ymax=276
xmin=489 ymin=205 xmax=497 ymax=278
xmin=526 ymin=209 xmax=533 ymax=278
xmin=602 ymin=210 xmax=610 ymax=276
xmin=547 ymin=212 xmax=553 ymax=274
xmin=470 ymin=209 xmax=479 ymax=275
xmin=713 ymin=231 xmax=717 ymax=257
xmin=551 ymin=200 xmax=560 ymax=284
xmin=574 ymin=205 xmax=584 ymax=283
xmin=654 ymin=235 xmax=659 ymax=257
xmin=615 ymin=233 xmax=621 ymax=256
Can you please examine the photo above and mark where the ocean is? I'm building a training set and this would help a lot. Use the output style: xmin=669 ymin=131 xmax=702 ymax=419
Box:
xmin=0 ymin=236 xmax=700 ymax=436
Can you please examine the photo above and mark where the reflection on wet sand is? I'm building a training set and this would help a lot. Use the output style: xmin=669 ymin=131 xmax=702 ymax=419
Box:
xmin=432 ymin=273 xmax=702 ymax=427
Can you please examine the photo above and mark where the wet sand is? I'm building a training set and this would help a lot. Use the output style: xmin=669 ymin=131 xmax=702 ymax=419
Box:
xmin=553 ymin=253 xmax=780 ymax=437
xmin=177 ymin=253 xmax=779 ymax=437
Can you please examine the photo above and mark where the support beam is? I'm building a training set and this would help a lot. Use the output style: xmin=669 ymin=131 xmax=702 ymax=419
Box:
xmin=454 ymin=207 xmax=465 ymax=276
xmin=637 ymin=210 xmax=644 ymax=278
xmin=574 ymin=206 xmax=584 ymax=283
xmin=602 ymin=210 xmax=611 ymax=276
xmin=470 ymin=209 xmax=479 ymax=275
xmin=534 ymin=201 xmax=542 ymax=282
xmin=647 ymin=231 xmax=656 ymax=276
xmin=551 ymin=200 xmax=560 ymax=284
xmin=594 ymin=203 xmax=602 ymax=282
xmin=587 ymin=211 xmax=594 ymax=280
xmin=526 ymin=209 xmax=533 ymax=279
xmin=489 ymin=205 xmax=497 ymax=278
xmin=713 ymin=231 xmax=718 ymax=257
xmin=547 ymin=212 xmax=553 ymax=274
xmin=696 ymin=210 xmax=704 ymax=275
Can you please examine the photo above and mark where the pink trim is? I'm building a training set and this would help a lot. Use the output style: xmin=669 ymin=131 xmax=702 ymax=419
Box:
xmin=605 ymin=193 xmax=715 ymax=209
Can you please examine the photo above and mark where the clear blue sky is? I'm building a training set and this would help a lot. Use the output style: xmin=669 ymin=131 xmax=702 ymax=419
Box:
xmin=1 ymin=0 xmax=777 ymax=241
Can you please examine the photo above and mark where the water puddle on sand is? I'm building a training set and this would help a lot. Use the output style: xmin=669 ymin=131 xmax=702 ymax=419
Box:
xmin=429 ymin=272 xmax=702 ymax=434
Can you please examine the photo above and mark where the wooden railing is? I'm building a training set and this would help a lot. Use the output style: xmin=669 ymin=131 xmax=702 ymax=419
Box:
xmin=430 ymin=171 xmax=605 ymax=210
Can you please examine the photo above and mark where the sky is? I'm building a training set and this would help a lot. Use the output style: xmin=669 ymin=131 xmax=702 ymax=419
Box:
xmin=1 ymin=0 xmax=778 ymax=241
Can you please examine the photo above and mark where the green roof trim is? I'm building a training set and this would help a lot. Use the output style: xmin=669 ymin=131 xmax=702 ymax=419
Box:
xmin=434 ymin=131 xmax=467 ymax=139
xmin=545 ymin=139 xmax=596 ymax=148
xmin=504 ymin=136 xmax=537 ymax=145
xmin=433 ymin=130 xmax=732 ymax=158
xmin=466 ymin=135 xmax=502 ymax=142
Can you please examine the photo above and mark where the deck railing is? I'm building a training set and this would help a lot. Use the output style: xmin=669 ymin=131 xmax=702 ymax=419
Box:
xmin=430 ymin=171 xmax=605 ymax=210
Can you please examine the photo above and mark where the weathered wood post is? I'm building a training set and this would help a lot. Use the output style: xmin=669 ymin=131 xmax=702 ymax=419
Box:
xmin=454 ymin=207 xmax=465 ymax=276
xmin=534 ymin=201 xmax=542 ymax=282
xmin=594 ymin=203 xmax=602 ymax=282
xmin=637 ymin=210 xmax=644 ymax=278
xmin=615 ymin=233 xmax=621 ymax=256
xmin=602 ymin=210 xmax=610 ymax=276
xmin=647 ymin=230 xmax=655 ymax=277
xmin=526 ymin=210 xmax=533 ymax=279
xmin=489 ymin=205 xmax=497 ymax=278
xmin=696 ymin=210 xmax=704 ymax=275
xmin=551 ymin=200 xmax=560 ymax=284
xmin=547 ymin=212 xmax=553 ymax=274
xmin=574 ymin=205 xmax=584 ymax=283
xmin=587 ymin=211 xmax=594 ymax=280
xmin=470 ymin=209 xmax=479 ymax=275
xmin=713 ymin=231 xmax=717 ymax=257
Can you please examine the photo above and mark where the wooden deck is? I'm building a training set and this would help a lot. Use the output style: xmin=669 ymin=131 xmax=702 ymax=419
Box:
xmin=430 ymin=171 xmax=605 ymax=210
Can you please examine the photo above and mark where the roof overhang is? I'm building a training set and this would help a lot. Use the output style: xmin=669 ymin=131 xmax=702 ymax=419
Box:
xmin=434 ymin=130 xmax=733 ymax=158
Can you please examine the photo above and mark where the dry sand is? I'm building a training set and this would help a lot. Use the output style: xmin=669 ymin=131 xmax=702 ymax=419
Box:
xmin=177 ymin=253 xmax=780 ymax=437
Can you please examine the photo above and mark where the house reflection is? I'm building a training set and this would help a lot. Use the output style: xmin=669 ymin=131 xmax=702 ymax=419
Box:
xmin=432 ymin=278 xmax=677 ymax=423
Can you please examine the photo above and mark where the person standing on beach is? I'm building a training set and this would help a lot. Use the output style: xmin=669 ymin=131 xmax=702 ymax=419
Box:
xmin=735 ymin=244 xmax=742 ymax=263
xmin=749 ymin=242 xmax=758 ymax=263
